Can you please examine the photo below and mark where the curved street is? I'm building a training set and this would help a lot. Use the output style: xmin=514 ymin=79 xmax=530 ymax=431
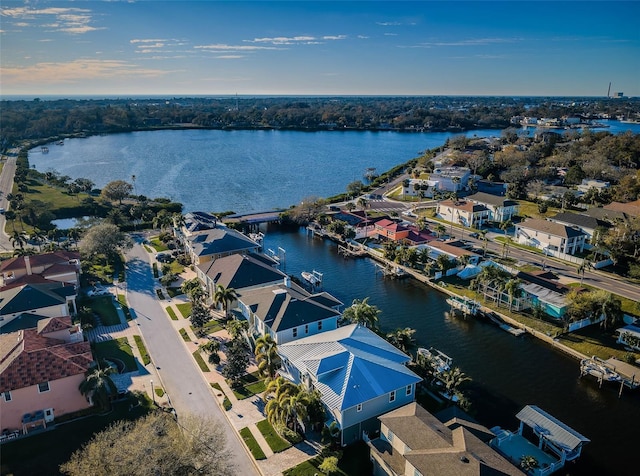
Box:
xmin=123 ymin=236 xmax=259 ymax=476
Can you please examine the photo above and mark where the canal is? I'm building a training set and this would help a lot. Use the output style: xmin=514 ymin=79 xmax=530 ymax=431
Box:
xmin=262 ymin=224 xmax=639 ymax=476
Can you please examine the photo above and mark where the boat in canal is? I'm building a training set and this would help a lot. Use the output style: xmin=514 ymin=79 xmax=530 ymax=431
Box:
xmin=417 ymin=347 xmax=453 ymax=374
xmin=301 ymin=269 xmax=323 ymax=287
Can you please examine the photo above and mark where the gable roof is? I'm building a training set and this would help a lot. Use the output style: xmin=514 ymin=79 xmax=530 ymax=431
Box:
xmin=516 ymin=405 xmax=589 ymax=452
xmin=0 ymin=313 xmax=51 ymax=334
xmin=279 ymin=324 xmax=421 ymax=411
xmin=0 ymin=251 xmax=80 ymax=273
xmin=549 ymin=212 xmax=609 ymax=230
xmin=466 ymin=192 xmax=518 ymax=208
xmin=376 ymin=403 xmax=521 ymax=476
xmin=0 ymin=283 xmax=74 ymax=316
xmin=581 ymin=206 xmax=629 ymax=223
xmin=188 ymin=227 xmax=260 ymax=257
xmin=238 ymin=284 xmax=340 ymax=332
xmin=0 ymin=317 xmax=92 ymax=392
xmin=517 ymin=218 xmax=586 ymax=238
xmin=603 ymin=199 xmax=640 ymax=217
xmin=197 ymin=253 xmax=286 ymax=290
xmin=375 ymin=219 xmax=408 ymax=232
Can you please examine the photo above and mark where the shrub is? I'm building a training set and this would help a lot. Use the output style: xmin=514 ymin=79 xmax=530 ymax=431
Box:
xmin=275 ymin=423 xmax=303 ymax=444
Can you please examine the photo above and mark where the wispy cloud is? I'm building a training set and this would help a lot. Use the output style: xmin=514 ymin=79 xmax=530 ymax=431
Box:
xmin=216 ymin=55 xmax=244 ymax=60
xmin=376 ymin=22 xmax=402 ymax=26
xmin=0 ymin=6 xmax=102 ymax=34
xmin=417 ymin=37 xmax=522 ymax=47
xmin=245 ymin=35 xmax=346 ymax=45
xmin=195 ymin=43 xmax=281 ymax=52
xmin=1 ymin=59 xmax=170 ymax=85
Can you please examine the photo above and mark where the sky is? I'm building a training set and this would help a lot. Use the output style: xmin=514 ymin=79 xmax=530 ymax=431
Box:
xmin=1 ymin=1 xmax=639 ymax=98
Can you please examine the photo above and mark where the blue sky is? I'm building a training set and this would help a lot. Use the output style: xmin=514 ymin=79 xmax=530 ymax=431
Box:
xmin=1 ymin=1 xmax=638 ymax=97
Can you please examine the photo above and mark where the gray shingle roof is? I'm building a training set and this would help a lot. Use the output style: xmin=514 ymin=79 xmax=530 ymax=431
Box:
xmin=516 ymin=405 xmax=589 ymax=452
xmin=549 ymin=212 xmax=608 ymax=230
xmin=0 ymin=283 xmax=73 ymax=316
xmin=517 ymin=218 xmax=586 ymax=238
xmin=197 ymin=253 xmax=286 ymax=290
xmin=466 ymin=192 xmax=518 ymax=208
xmin=188 ymin=227 xmax=260 ymax=257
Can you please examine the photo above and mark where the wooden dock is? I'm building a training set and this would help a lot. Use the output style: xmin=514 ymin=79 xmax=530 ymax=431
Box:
xmin=338 ymin=242 xmax=367 ymax=258
xmin=481 ymin=309 xmax=526 ymax=336
xmin=446 ymin=296 xmax=481 ymax=317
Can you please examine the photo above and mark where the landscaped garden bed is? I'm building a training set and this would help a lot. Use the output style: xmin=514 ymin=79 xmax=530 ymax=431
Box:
xmin=92 ymin=337 xmax=137 ymax=372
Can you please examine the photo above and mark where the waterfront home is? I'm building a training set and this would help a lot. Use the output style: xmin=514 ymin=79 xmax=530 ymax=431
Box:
xmin=278 ymin=324 xmax=421 ymax=445
xmin=180 ymin=223 xmax=261 ymax=266
xmin=515 ymin=218 xmax=586 ymax=256
xmin=374 ymin=219 xmax=410 ymax=242
xmin=465 ymin=192 xmax=519 ymax=223
xmin=368 ymin=402 xmax=522 ymax=476
xmin=436 ymin=199 xmax=490 ymax=229
xmin=0 ymin=251 xmax=81 ymax=289
xmin=236 ymin=280 xmax=342 ymax=345
xmin=616 ymin=322 xmax=640 ymax=351
xmin=422 ymin=240 xmax=481 ymax=266
xmin=490 ymin=405 xmax=589 ymax=475
xmin=429 ymin=167 xmax=471 ymax=192
xmin=516 ymin=271 xmax=570 ymax=319
xmin=400 ymin=178 xmax=438 ymax=198
xmin=196 ymin=252 xmax=285 ymax=306
xmin=0 ymin=316 xmax=92 ymax=432
xmin=547 ymin=212 xmax=610 ymax=241
xmin=0 ymin=282 xmax=78 ymax=330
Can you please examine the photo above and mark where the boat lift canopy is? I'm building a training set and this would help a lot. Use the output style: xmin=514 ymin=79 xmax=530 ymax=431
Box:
xmin=516 ymin=405 xmax=590 ymax=453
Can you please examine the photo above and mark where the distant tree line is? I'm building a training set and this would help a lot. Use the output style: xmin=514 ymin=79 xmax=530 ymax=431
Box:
xmin=2 ymin=95 xmax=639 ymax=149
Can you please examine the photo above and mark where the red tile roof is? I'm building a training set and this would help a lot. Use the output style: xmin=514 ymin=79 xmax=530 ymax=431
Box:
xmin=0 ymin=251 xmax=80 ymax=273
xmin=0 ymin=317 xmax=92 ymax=393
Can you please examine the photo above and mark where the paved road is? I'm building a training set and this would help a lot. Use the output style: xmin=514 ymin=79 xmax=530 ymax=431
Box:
xmin=0 ymin=152 xmax=17 ymax=252
xmin=124 ymin=236 xmax=259 ymax=476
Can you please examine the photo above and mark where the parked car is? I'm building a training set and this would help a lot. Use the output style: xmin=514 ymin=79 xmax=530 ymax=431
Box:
xmin=469 ymin=232 xmax=480 ymax=238
xmin=156 ymin=253 xmax=172 ymax=263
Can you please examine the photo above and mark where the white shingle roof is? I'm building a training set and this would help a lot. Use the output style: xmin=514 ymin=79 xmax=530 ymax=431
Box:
xmin=516 ymin=405 xmax=589 ymax=452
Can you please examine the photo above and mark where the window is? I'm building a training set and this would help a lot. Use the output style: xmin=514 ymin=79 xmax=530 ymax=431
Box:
xmin=38 ymin=382 xmax=50 ymax=393
xmin=304 ymin=324 xmax=309 ymax=334
xmin=389 ymin=390 xmax=396 ymax=403
xmin=318 ymin=320 xmax=323 ymax=331
xmin=356 ymin=403 xmax=362 ymax=412
xmin=387 ymin=430 xmax=394 ymax=442
xmin=292 ymin=328 xmax=298 ymax=338
xmin=406 ymin=384 xmax=412 ymax=396
xmin=2 ymin=391 xmax=11 ymax=402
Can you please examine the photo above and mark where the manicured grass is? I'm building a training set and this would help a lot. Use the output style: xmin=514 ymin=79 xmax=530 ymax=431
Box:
xmin=239 ymin=427 xmax=266 ymax=460
xmin=166 ymin=306 xmax=179 ymax=320
xmin=283 ymin=458 xmax=328 ymax=476
xmin=176 ymin=302 xmax=192 ymax=318
xmin=117 ymin=294 xmax=133 ymax=320
xmin=155 ymin=387 xmax=165 ymax=397
xmin=92 ymin=337 xmax=137 ymax=372
xmin=0 ymin=395 xmax=152 ymax=476
xmin=179 ymin=328 xmax=192 ymax=342
xmin=89 ymin=295 xmax=121 ymax=326
xmin=229 ymin=371 xmax=266 ymax=400
xmin=169 ymin=260 xmax=184 ymax=275
xmin=201 ymin=318 xmax=224 ymax=333
xmin=285 ymin=442 xmax=371 ymax=476
xmin=517 ymin=199 xmax=561 ymax=220
xmin=152 ymin=262 xmax=159 ymax=278
xmin=149 ymin=236 xmax=169 ymax=252
xmin=256 ymin=419 xmax=292 ymax=453
xmin=558 ymin=327 xmax=638 ymax=361
xmin=133 ymin=335 xmax=151 ymax=365
xmin=192 ymin=350 xmax=209 ymax=372
xmin=211 ymin=383 xmax=233 ymax=410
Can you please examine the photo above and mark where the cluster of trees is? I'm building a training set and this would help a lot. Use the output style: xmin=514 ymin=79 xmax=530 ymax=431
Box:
xmin=4 ymin=96 xmax=638 ymax=149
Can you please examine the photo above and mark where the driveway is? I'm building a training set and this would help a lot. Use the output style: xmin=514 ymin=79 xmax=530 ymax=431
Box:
xmin=123 ymin=235 xmax=259 ymax=476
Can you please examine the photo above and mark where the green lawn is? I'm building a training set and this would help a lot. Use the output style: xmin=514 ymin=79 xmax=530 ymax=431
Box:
xmin=133 ymin=335 xmax=151 ymax=365
xmin=239 ymin=427 xmax=266 ymax=460
xmin=256 ymin=419 xmax=291 ymax=453
xmin=176 ymin=302 xmax=192 ymax=318
xmin=89 ymin=295 xmax=121 ymax=326
xmin=149 ymin=236 xmax=169 ymax=252
xmin=179 ymin=328 xmax=192 ymax=342
xmin=192 ymin=350 xmax=209 ymax=372
xmin=284 ymin=442 xmax=371 ymax=476
xmin=92 ymin=337 xmax=137 ymax=372
xmin=117 ymin=294 xmax=133 ymax=321
xmin=166 ymin=306 xmax=179 ymax=320
xmin=229 ymin=371 xmax=266 ymax=400
xmin=201 ymin=318 xmax=224 ymax=334
xmin=210 ymin=383 xmax=232 ymax=410
xmin=0 ymin=395 xmax=152 ymax=476
xmin=166 ymin=286 xmax=182 ymax=298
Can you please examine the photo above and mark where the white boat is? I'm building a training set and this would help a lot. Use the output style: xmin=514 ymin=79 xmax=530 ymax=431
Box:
xmin=301 ymin=270 xmax=323 ymax=286
xmin=417 ymin=347 xmax=452 ymax=374
xmin=580 ymin=357 xmax=620 ymax=383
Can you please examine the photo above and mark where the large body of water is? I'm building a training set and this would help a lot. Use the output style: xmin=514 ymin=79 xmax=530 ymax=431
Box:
xmin=29 ymin=122 xmax=640 ymax=475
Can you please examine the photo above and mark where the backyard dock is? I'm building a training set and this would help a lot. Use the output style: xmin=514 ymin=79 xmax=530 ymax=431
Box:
xmin=446 ymin=295 xmax=481 ymax=317
xmin=481 ymin=309 xmax=526 ymax=336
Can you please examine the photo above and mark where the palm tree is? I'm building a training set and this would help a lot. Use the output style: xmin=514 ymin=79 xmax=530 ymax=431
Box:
xmin=255 ymin=334 xmax=281 ymax=381
xmin=600 ymin=292 xmax=623 ymax=331
xmin=577 ymin=260 xmax=591 ymax=285
xmin=79 ymin=362 xmax=118 ymax=411
xmin=479 ymin=230 xmax=488 ymax=257
xmin=435 ymin=224 xmax=446 ymax=238
xmin=386 ymin=327 xmax=416 ymax=353
xmin=263 ymin=376 xmax=297 ymax=402
xmin=213 ymin=284 xmax=239 ymax=319
xmin=152 ymin=210 xmax=173 ymax=231
xmin=504 ymin=278 xmax=523 ymax=312
xmin=342 ymin=297 xmax=380 ymax=329
xmin=441 ymin=367 xmax=471 ymax=396
xmin=10 ymin=230 xmax=28 ymax=250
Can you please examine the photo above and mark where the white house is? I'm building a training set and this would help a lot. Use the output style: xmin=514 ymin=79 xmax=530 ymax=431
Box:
xmin=515 ymin=218 xmax=587 ymax=255
xmin=278 ymin=324 xmax=422 ymax=445
xmin=429 ymin=167 xmax=471 ymax=192
xmin=465 ymin=192 xmax=519 ymax=223
xmin=436 ymin=199 xmax=490 ymax=228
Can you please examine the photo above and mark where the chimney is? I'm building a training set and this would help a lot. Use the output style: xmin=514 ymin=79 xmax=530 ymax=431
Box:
xmin=284 ymin=276 xmax=291 ymax=288
xmin=25 ymin=255 xmax=32 ymax=276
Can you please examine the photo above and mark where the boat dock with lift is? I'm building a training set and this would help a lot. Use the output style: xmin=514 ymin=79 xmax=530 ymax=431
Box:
xmin=416 ymin=347 xmax=453 ymax=374
xmin=446 ymin=295 xmax=481 ymax=317
xmin=374 ymin=262 xmax=408 ymax=279
xmin=480 ymin=310 xmax=526 ymax=337
xmin=301 ymin=269 xmax=323 ymax=288
xmin=580 ymin=356 xmax=639 ymax=394
xmin=337 ymin=241 xmax=367 ymax=258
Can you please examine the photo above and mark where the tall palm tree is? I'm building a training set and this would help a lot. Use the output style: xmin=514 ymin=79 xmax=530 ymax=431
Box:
xmin=479 ymin=230 xmax=488 ymax=257
xmin=79 ymin=362 xmax=118 ymax=411
xmin=255 ymin=334 xmax=281 ymax=381
xmin=441 ymin=367 xmax=471 ymax=396
xmin=504 ymin=278 xmax=523 ymax=312
xmin=435 ymin=224 xmax=446 ymax=238
xmin=600 ymin=292 xmax=623 ymax=331
xmin=342 ymin=297 xmax=380 ymax=329
xmin=263 ymin=376 xmax=297 ymax=401
xmin=213 ymin=284 xmax=239 ymax=319
xmin=386 ymin=327 xmax=416 ymax=353
xmin=10 ymin=230 xmax=28 ymax=250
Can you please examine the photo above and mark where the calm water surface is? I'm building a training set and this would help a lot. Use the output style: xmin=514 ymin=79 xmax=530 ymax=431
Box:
xmin=30 ymin=124 xmax=640 ymax=475
xmin=261 ymin=226 xmax=639 ymax=476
